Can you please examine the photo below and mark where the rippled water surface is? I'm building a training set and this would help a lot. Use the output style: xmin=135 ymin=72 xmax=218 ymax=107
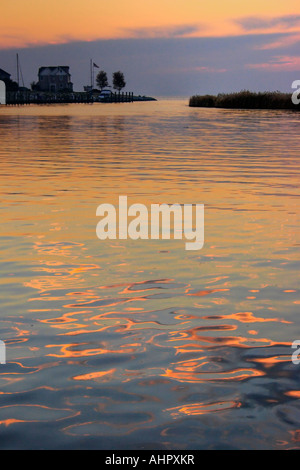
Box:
xmin=0 ymin=100 xmax=299 ymax=449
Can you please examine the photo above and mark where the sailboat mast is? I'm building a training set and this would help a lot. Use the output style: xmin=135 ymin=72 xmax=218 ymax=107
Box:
xmin=90 ymin=59 xmax=93 ymax=89
xmin=17 ymin=53 xmax=20 ymax=87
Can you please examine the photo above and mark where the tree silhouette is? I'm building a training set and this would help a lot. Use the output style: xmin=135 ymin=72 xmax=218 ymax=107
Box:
xmin=113 ymin=71 xmax=126 ymax=92
xmin=96 ymin=71 xmax=108 ymax=91
xmin=31 ymin=81 xmax=39 ymax=91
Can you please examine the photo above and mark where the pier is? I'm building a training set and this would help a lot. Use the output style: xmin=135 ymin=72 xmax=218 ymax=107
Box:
xmin=5 ymin=90 xmax=137 ymax=105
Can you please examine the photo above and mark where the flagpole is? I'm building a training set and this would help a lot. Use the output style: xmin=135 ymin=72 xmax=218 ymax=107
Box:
xmin=90 ymin=61 xmax=99 ymax=89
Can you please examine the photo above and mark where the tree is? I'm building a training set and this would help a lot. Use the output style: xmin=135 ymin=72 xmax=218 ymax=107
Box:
xmin=113 ymin=71 xmax=126 ymax=92
xmin=96 ymin=70 xmax=108 ymax=91
xmin=31 ymin=81 xmax=39 ymax=91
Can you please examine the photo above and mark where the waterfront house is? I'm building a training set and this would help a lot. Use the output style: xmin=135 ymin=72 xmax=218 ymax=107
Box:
xmin=37 ymin=66 xmax=73 ymax=92
xmin=0 ymin=68 xmax=11 ymax=82
xmin=0 ymin=68 xmax=18 ymax=92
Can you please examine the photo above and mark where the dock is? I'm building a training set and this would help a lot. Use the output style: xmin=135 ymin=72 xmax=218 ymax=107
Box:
xmin=5 ymin=91 xmax=144 ymax=105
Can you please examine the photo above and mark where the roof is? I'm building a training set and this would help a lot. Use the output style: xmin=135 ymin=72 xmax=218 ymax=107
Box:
xmin=39 ymin=66 xmax=70 ymax=76
xmin=0 ymin=68 xmax=11 ymax=78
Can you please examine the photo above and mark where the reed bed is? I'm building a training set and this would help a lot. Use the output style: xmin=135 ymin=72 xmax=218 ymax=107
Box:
xmin=189 ymin=90 xmax=298 ymax=110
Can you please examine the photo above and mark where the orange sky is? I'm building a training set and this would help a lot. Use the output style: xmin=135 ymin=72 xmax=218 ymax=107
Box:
xmin=1 ymin=0 xmax=300 ymax=49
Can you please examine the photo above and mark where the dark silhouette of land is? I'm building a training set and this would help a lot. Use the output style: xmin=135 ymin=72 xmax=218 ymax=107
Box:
xmin=5 ymin=90 xmax=156 ymax=105
xmin=1 ymin=64 xmax=156 ymax=105
xmin=189 ymin=91 xmax=299 ymax=110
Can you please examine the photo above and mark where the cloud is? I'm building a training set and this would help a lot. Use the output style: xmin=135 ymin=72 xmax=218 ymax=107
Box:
xmin=156 ymin=65 xmax=228 ymax=74
xmin=236 ymin=15 xmax=300 ymax=32
xmin=193 ymin=66 xmax=227 ymax=73
xmin=255 ymin=33 xmax=300 ymax=50
xmin=121 ymin=24 xmax=205 ymax=39
xmin=0 ymin=32 xmax=82 ymax=50
xmin=246 ymin=55 xmax=300 ymax=71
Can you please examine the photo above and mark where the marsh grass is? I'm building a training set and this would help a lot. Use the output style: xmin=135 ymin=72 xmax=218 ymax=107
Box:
xmin=189 ymin=90 xmax=299 ymax=110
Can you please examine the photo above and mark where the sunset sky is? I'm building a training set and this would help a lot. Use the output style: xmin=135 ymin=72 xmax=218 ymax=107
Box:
xmin=0 ymin=0 xmax=299 ymax=95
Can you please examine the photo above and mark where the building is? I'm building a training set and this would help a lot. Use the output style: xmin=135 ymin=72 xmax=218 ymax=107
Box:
xmin=37 ymin=66 xmax=73 ymax=92
xmin=0 ymin=68 xmax=11 ymax=82
xmin=0 ymin=68 xmax=18 ymax=92
xmin=0 ymin=80 xmax=6 ymax=105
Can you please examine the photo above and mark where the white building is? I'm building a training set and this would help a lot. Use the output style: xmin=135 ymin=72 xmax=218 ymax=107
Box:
xmin=0 ymin=80 xmax=6 ymax=105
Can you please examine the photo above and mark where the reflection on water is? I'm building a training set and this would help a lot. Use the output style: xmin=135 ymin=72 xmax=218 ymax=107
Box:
xmin=0 ymin=101 xmax=299 ymax=449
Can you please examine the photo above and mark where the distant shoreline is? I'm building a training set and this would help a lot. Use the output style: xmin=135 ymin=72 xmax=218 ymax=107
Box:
xmin=189 ymin=91 xmax=299 ymax=111
xmin=4 ymin=90 xmax=156 ymax=105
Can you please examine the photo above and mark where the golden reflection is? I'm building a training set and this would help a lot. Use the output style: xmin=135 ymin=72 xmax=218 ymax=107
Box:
xmin=0 ymin=419 xmax=26 ymax=427
xmin=0 ymin=404 xmax=80 ymax=425
xmin=187 ymin=288 xmax=230 ymax=296
xmin=73 ymin=368 xmax=116 ymax=382
xmin=162 ymin=367 xmax=265 ymax=383
xmin=202 ymin=311 xmax=292 ymax=324
xmin=251 ymin=355 xmax=291 ymax=368
xmin=285 ymin=391 xmax=300 ymax=398
xmin=290 ymin=430 xmax=300 ymax=443
xmin=166 ymin=400 xmax=242 ymax=417
xmin=0 ymin=102 xmax=299 ymax=449
xmin=171 ymin=335 xmax=291 ymax=355
xmin=46 ymin=342 xmax=144 ymax=358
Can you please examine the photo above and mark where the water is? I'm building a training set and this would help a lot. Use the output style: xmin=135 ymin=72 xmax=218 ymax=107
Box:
xmin=0 ymin=100 xmax=299 ymax=449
